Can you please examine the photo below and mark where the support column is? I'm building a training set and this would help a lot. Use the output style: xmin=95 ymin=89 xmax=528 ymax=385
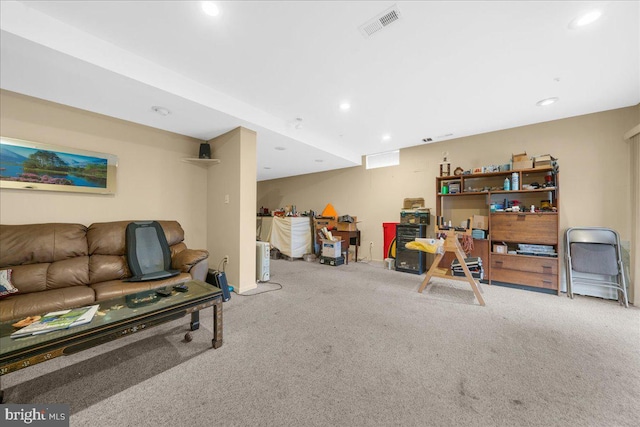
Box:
xmin=207 ymin=127 xmax=258 ymax=294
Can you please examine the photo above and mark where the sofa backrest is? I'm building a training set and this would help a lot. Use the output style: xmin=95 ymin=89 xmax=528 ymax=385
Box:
xmin=86 ymin=220 xmax=186 ymax=284
xmin=0 ymin=221 xmax=188 ymax=292
xmin=0 ymin=223 xmax=89 ymax=293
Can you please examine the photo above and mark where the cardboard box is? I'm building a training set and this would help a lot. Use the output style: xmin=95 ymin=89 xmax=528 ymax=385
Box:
xmin=533 ymin=154 xmax=556 ymax=168
xmin=403 ymin=198 xmax=425 ymax=209
xmin=337 ymin=216 xmax=358 ymax=231
xmin=493 ymin=244 xmax=508 ymax=254
xmin=512 ymin=152 xmax=532 ymax=170
xmin=512 ymin=159 xmax=533 ymax=170
xmin=472 ymin=215 xmax=488 ymax=230
xmin=512 ymin=152 xmax=528 ymax=162
xmin=321 ymin=239 xmax=343 ymax=258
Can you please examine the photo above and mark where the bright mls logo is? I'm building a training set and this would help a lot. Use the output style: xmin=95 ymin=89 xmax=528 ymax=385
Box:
xmin=2 ymin=405 xmax=69 ymax=426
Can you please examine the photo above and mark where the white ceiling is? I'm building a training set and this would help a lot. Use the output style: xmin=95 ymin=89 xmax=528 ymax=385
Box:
xmin=1 ymin=1 xmax=638 ymax=181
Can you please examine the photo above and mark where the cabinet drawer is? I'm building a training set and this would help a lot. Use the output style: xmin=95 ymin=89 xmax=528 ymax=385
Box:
xmin=490 ymin=213 xmax=558 ymax=244
xmin=491 ymin=254 xmax=558 ymax=275
xmin=491 ymin=268 xmax=558 ymax=290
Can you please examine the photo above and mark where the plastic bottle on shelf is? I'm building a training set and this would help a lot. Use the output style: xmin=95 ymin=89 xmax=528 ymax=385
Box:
xmin=503 ymin=177 xmax=511 ymax=191
xmin=511 ymin=172 xmax=519 ymax=190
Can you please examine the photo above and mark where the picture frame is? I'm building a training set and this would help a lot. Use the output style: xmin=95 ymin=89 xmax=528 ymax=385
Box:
xmin=0 ymin=136 xmax=117 ymax=195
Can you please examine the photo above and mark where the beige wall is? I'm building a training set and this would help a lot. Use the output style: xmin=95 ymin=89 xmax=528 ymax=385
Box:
xmin=207 ymin=127 xmax=257 ymax=294
xmin=0 ymin=90 xmax=209 ymax=249
xmin=2 ymin=89 xmax=636 ymax=301
xmin=258 ymin=105 xmax=639 ymax=301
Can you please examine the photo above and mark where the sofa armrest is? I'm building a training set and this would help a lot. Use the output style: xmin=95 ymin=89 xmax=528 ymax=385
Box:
xmin=172 ymin=249 xmax=209 ymax=274
xmin=189 ymin=259 xmax=209 ymax=282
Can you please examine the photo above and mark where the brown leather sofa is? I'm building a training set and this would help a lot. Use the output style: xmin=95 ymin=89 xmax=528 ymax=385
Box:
xmin=0 ymin=221 xmax=209 ymax=322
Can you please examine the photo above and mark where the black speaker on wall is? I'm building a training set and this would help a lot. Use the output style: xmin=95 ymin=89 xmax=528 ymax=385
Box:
xmin=199 ymin=143 xmax=211 ymax=159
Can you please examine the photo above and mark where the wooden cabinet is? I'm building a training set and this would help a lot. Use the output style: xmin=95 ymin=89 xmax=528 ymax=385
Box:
xmin=490 ymin=213 xmax=558 ymax=245
xmin=435 ymin=166 xmax=560 ymax=294
xmin=489 ymin=211 xmax=559 ymax=293
xmin=491 ymin=253 xmax=558 ymax=290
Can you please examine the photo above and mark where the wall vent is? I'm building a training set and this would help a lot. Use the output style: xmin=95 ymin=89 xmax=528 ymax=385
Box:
xmin=358 ymin=4 xmax=402 ymax=38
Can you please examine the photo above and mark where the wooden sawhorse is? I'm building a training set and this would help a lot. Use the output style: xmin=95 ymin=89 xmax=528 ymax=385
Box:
xmin=417 ymin=228 xmax=485 ymax=306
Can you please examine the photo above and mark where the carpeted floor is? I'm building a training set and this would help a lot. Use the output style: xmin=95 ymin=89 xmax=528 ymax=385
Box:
xmin=3 ymin=259 xmax=639 ymax=426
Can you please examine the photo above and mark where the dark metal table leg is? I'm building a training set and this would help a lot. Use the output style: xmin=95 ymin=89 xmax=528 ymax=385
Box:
xmin=212 ymin=297 xmax=223 ymax=349
xmin=190 ymin=311 xmax=200 ymax=331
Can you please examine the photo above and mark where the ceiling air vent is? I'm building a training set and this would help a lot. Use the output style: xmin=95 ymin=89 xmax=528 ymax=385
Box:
xmin=358 ymin=4 xmax=402 ymax=38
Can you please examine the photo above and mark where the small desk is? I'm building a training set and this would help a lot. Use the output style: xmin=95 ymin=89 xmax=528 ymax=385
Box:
xmin=331 ymin=230 xmax=361 ymax=263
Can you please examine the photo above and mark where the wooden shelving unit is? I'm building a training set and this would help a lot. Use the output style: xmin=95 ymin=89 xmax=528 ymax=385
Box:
xmin=435 ymin=166 xmax=560 ymax=294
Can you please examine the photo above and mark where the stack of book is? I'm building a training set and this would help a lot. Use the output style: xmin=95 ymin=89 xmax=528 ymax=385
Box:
xmin=516 ymin=244 xmax=557 ymax=257
xmin=451 ymin=257 xmax=484 ymax=280
xmin=11 ymin=305 xmax=99 ymax=338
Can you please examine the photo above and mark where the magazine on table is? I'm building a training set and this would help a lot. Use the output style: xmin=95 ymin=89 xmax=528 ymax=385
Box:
xmin=10 ymin=304 xmax=100 ymax=338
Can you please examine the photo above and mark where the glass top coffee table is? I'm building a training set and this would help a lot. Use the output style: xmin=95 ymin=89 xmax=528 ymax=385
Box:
xmin=0 ymin=279 xmax=223 ymax=403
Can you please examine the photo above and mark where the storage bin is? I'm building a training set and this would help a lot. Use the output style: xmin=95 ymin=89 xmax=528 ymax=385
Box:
xmin=400 ymin=210 xmax=430 ymax=225
xmin=321 ymin=239 xmax=342 ymax=258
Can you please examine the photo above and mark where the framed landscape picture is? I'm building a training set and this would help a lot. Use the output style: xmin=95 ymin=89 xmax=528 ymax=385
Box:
xmin=0 ymin=137 xmax=117 ymax=194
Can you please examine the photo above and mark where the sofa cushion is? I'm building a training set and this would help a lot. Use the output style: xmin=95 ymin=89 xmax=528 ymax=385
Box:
xmin=9 ymin=263 xmax=50 ymax=293
xmin=87 ymin=221 xmax=188 ymax=283
xmin=0 ymin=269 xmax=19 ymax=297
xmin=0 ymin=286 xmax=96 ymax=322
xmin=89 ymin=254 xmax=130 ymax=284
xmin=91 ymin=272 xmax=192 ymax=301
xmin=6 ymin=258 xmax=91 ymax=293
xmin=47 ymin=257 xmax=90 ymax=289
xmin=0 ymin=223 xmax=88 ymax=267
xmin=87 ymin=220 xmax=185 ymax=256
xmin=156 ymin=221 xmax=185 ymax=246
xmin=87 ymin=221 xmax=130 ymax=256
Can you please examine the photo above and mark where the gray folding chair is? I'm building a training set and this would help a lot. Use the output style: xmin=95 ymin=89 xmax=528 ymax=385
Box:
xmin=565 ymin=227 xmax=628 ymax=307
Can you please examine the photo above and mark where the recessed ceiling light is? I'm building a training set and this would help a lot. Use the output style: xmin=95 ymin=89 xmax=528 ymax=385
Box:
xmin=569 ymin=9 xmax=602 ymax=29
xmin=382 ymin=134 xmax=391 ymax=141
xmin=151 ymin=106 xmax=170 ymax=116
xmin=315 ymin=159 xmax=324 ymax=163
xmin=201 ymin=1 xmax=220 ymax=17
xmin=339 ymin=102 xmax=351 ymax=111
xmin=274 ymin=146 xmax=286 ymax=151
xmin=264 ymin=167 xmax=271 ymax=170
xmin=536 ymin=97 xmax=559 ymax=107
